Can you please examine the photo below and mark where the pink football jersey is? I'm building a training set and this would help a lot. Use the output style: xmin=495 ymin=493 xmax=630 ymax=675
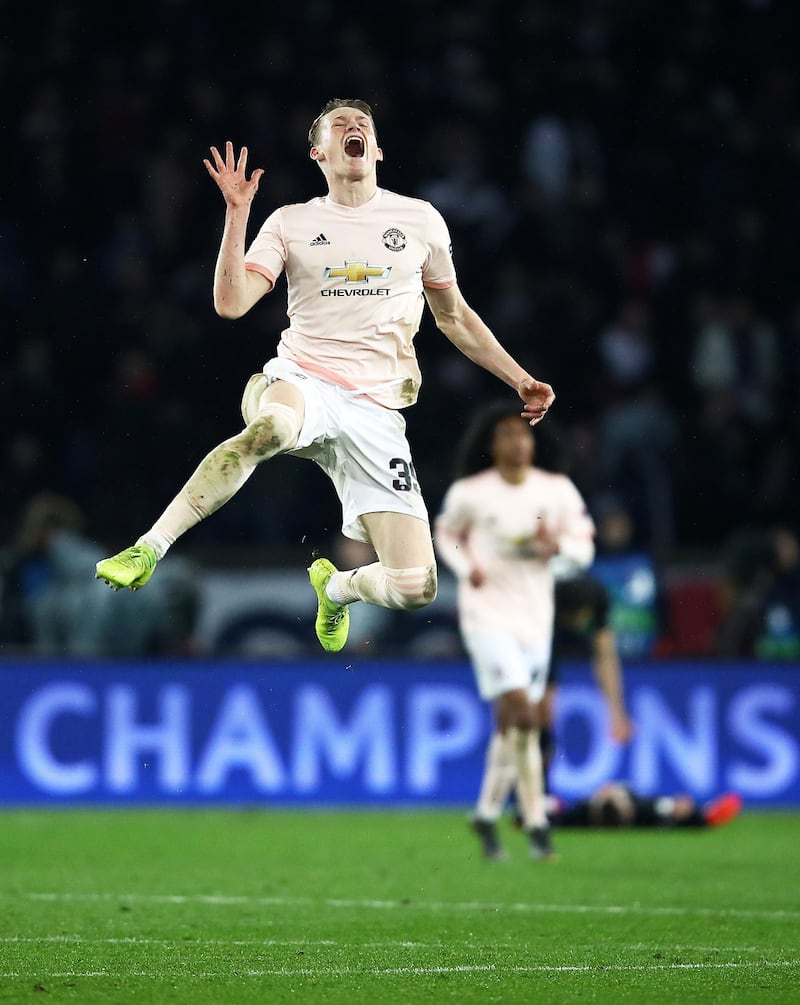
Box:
xmin=435 ymin=468 xmax=596 ymax=647
xmin=244 ymin=188 xmax=457 ymax=409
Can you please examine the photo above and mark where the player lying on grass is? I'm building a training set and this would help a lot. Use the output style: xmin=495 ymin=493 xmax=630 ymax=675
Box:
xmin=546 ymin=783 xmax=743 ymax=829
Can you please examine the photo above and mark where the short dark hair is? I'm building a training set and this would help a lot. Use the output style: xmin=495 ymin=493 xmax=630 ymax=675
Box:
xmin=555 ymin=574 xmax=609 ymax=614
xmin=308 ymin=98 xmax=377 ymax=146
xmin=595 ymin=799 xmax=626 ymax=827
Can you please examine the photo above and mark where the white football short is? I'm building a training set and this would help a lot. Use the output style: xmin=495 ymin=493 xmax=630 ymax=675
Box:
xmin=241 ymin=358 xmax=429 ymax=543
xmin=461 ymin=630 xmax=552 ymax=703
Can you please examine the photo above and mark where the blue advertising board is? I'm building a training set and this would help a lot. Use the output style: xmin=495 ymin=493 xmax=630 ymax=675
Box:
xmin=0 ymin=660 xmax=798 ymax=806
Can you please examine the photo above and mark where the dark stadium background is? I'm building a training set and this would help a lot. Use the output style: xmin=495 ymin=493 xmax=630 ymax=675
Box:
xmin=2 ymin=13 xmax=798 ymax=999
xmin=2 ymin=0 xmax=798 ymax=663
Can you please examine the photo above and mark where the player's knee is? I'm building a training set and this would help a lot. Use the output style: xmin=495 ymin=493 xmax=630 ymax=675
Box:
xmin=384 ymin=564 xmax=438 ymax=611
xmin=517 ymin=705 xmax=540 ymax=733
xmin=238 ymin=404 xmax=300 ymax=460
xmin=240 ymin=373 xmax=268 ymax=425
xmin=497 ymin=692 xmax=537 ymax=733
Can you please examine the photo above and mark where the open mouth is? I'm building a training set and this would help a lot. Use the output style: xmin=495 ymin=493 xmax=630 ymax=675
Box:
xmin=344 ymin=134 xmax=365 ymax=158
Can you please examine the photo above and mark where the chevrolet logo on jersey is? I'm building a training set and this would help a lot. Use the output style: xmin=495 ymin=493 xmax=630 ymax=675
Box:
xmin=324 ymin=261 xmax=391 ymax=284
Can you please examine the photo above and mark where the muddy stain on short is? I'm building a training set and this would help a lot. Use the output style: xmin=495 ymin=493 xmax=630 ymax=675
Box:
xmin=400 ymin=378 xmax=418 ymax=404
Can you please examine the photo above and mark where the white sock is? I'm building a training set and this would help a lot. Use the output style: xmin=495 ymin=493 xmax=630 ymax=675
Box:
xmin=136 ymin=531 xmax=172 ymax=561
xmin=327 ymin=570 xmax=358 ymax=606
xmin=513 ymin=727 xmax=548 ymax=829
xmin=475 ymin=731 xmax=517 ymax=822
xmin=330 ymin=562 xmax=435 ymax=610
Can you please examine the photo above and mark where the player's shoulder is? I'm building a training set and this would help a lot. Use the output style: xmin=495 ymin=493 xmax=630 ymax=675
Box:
xmin=528 ymin=467 xmax=570 ymax=488
xmin=256 ymin=198 xmax=320 ymax=231
xmin=380 ymin=188 xmax=428 ymax=207
xmin=447 ymin=469 xmax=494 ymax=494
xmin=380 ymin=188 xmax=444 ymax=218
xmin=275 ymin=196 xmax=328 ymax=216
xmin=463 ymin=469 xmax=502 ymax=493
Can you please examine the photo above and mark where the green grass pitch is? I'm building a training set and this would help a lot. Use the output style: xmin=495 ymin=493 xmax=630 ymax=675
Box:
xmin=1 ymin=808 xmax=798 ymax=1003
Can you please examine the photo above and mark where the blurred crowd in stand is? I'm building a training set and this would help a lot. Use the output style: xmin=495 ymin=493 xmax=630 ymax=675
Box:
xmin=2 ymin=0 xmax=799 ymax=658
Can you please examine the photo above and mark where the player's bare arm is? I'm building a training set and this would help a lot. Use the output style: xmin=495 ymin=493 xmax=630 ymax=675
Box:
xmin=203 ymin=141 xmax=272 ymax=318
xmin=592 ymin=627 xmax=635 ymax=743
xmin=424 ymin=284 xmax=555 ymax=425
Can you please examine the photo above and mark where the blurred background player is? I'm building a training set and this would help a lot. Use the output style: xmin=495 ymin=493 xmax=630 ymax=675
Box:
xmin=540 ymin=570 xmax=635 ymax=790
xmin=589 ymin=496 xmax=665 ymax=661
xmin=548 ymin=782 xmax=742 ymax=830
xmin=1 ymin=493 xmax=198 ymax=657
xmin=716 ymin=524 xmax=800 ymax=660
xmin=435 ymin=402 xmax=595 ymax=861
xmin=95 ymin=98 xmax=554 ymax=655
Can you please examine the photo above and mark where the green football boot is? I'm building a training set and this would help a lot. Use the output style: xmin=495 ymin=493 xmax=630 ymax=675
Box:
xmin=308 ymin=557 xmax=350 ymax=653
xmin=95 ymin=543 xmax=158 ymax=591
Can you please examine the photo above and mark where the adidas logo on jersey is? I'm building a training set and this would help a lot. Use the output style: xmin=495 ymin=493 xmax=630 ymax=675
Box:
xmin=310 ymin=233 xmax=330 ymax=246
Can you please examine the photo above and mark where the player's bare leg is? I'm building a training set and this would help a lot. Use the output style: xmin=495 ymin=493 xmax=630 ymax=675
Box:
xmin=97 ymin=378 xmax=303 ymax=590
xmin=495 ymin=690 xmax=557 ymax=861
xmin=309 ymin=511 xmax=437 ymax=652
